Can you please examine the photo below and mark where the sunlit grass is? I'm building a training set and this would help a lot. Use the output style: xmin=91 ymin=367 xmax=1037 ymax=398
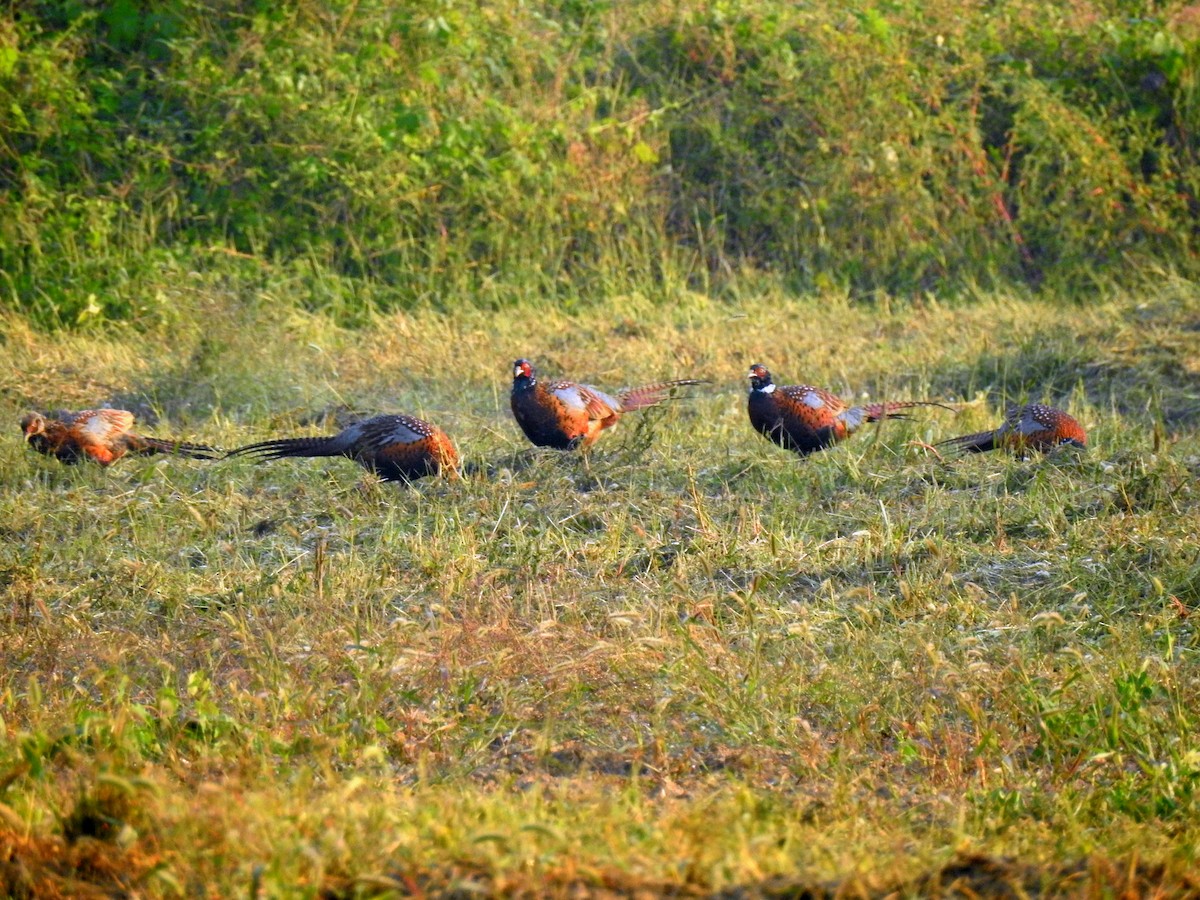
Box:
xmin=2 ymin=284 xmax=1200 ymax=895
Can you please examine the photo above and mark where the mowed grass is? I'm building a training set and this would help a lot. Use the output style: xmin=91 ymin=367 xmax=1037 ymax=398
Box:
xmin=2 ymin=282 xmax=1200 ymax=896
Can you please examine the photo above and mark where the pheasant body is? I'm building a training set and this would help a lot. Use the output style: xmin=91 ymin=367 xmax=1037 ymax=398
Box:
xmin=938 ymin=404 xmax=1086 ymax=455
xmin=226 ymin=414 xmax=459 ymax=481
xmin=747 ymin=364 xmax=948 ymax=456
xmin=21 ymin=409 xmax=219 ymax=466
xmin=510 ymin=359 xmax=704 ymax=450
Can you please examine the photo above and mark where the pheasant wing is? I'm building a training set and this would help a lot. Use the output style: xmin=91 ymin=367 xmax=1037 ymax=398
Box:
xmin=776 ymin=385 xmax=846 ymax=421
xmin=73 ymin=409 xmax=136 ymax=443
xmin=1013 ymin=406 xmax=1046 ymax=437
xmin=549 ymin=382 xmax=620 ymax=421
xmin=994 ymin=403 xmax=1028 ymax=430
xmin=66 ymin=409 xmax=137 ymax=464
xmin=992 ymin=404 xmax=1046 ymax=442
xmin=352 ymin=414 xmax=433 ymax=452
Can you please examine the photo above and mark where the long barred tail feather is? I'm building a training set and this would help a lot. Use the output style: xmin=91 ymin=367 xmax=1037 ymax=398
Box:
xmin=935 ymin=430 xmax=997 ymax=454
xmin=861 ymin=400 xmax=955 ymax=423
xmin=225 ymin=436 xmax=343 ymax=461
xmin=617 ymin=379 xmax=707 ymax=412
xmin=137 ymin=438 xmax=222 ymax=460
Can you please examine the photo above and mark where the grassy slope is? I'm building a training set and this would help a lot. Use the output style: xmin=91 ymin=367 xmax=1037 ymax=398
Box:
xmin=3 ymin=282 xmax=1200 ymax=895
xmin=8 ymin=0 xmax=1200 ymax=322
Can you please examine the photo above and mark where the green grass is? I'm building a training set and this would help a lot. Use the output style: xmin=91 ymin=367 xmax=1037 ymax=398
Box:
xmin=2 ymin=283 xmax=1200 ymax=895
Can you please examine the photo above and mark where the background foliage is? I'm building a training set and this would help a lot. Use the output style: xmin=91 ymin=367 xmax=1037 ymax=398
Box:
xmin=3 ymin=0 xmax=1200 ymax=326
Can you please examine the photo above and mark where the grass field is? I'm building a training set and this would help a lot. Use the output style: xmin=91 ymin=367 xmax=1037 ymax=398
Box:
xmin=3 ymin=281 xmax=1200 ymax=896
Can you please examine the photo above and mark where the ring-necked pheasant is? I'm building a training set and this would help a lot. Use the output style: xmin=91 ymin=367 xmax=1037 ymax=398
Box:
xmin=225 ymin=414 xmax=459 ymax=481
xmin=747 ymin=363 xmax=950 ymax=456
xmin=937 ymin=403 xmax=1086 ymax=455
xmin=510 ymin=358 xmax=705 ymax=450
xmin=21 ymin=409 xmax=219 ymax=466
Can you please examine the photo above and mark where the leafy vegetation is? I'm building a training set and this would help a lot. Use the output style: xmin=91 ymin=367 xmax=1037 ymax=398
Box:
xmin=4 ymin=0 xmax=1200 ymax=327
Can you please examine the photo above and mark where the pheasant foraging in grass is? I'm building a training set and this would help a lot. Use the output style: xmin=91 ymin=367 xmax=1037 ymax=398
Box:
xmin=510 ymin=358 xmax=705 ymax=450
xmin=226 ymin=414 xmax=459 ymax=482
xmin=21 ymin=409 xmax=219 ymax=466
xmin=937 ymin=403 xmax=1086 ymax=455
xmin=746 ymin=364 xmax=951 ymax=456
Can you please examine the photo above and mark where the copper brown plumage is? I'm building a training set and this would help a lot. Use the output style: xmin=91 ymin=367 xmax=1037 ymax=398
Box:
xmin=510 ymin=358 xmax=705 ymax=450
xmin=746 ymin=364 xmax=950 ymax=456
xmin=20 ymin=409 xmax=220 ymax=466
xmin=937 ymin=403 xmax=1086 ymax=455
xmin=226 ymin=414 xmax=459 ymax=482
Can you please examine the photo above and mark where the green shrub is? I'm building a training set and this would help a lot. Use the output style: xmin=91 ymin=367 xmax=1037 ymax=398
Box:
xmin=3 ymin=0 xmax=1200 ymax=327
xmin=633 ymin=1 xmax=1200 ymax=294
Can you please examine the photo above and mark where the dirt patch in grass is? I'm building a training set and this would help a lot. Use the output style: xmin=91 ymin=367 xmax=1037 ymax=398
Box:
xmin=735 ymin=854 xmax=1200 ymax=899
xmin=5 ymin=828 xmax=1192 ymax=900
xmin=319 ymin=852 xmax=1200 ymax=898
xmin=0 ymin=828 xmax=169 ymax=899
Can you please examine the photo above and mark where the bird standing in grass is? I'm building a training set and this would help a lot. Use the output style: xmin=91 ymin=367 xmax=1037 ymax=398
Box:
xmin=746 ymin=363 xmax=951 ymax=456
xmin=226 ymin=413 xmax=459 ymax=482
xmin=937 ymin=403 xmax=1086 ymax=455
xmin=510 ymin=358 xmax=706 ymax=450
xmin=21 ymin=409 xmax=219 ymax=466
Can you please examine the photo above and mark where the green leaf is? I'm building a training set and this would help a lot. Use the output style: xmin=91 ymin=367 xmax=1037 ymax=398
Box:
xmin=101 ymin=0 xmax=144 ymax=47
xmin=631 ymin=141 xmax=659 ymax=164
xmin=0 ymin=44 xmax=17 ymax=79
xmin=853 ymin=7 xmax=891 ymax=43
